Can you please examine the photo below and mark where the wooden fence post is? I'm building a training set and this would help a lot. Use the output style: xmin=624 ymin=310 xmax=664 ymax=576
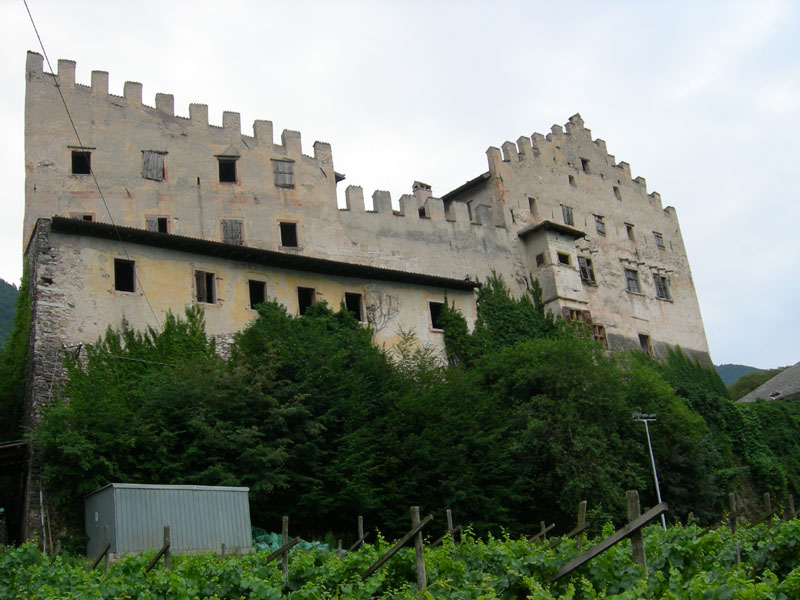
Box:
xmin=446 ymin=509 xmax=454 ymax=538
xmin=103 ymin=525 xmax=109 ymax=573
xmin=576 ymin=501 xmax=587 ymax=552
xmin=281 ymin=516 xmax=289 ymax=578
xmin=729 ymin=493 xmax=741 ymax=564
xmin=348 ymin=516 xmax=369 ymax=552
xmin=410 ymin=506 xmax=427 ymax=590
xmin=626 ymin=491 xmax=646 ymax=570
xmin=361 ymin=513 xmax=433 ymax=579
xmin=785 ymin=494 xmax=797 ymax=521
xmin=164 ymin=526 xmax=171 ymax=570
xmin=221 ymin=543 xmax=225 ymax=558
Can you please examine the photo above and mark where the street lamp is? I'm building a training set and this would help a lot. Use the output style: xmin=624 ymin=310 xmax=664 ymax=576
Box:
xmin=632 ymin=411 xmax=667 ymax=531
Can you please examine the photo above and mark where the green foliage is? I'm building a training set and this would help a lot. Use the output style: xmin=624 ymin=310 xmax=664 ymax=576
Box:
xmin=729 ymin=367 xmax=788 ymax=400
xmin=0 ymin=269 xmax=30 ymax=442
xmin=4 ymin=519 xmax=800 ymax=598
xmin=715 ymin=363 xmax=763 ymax=387
xmin=0 ymin=278 xmax=18 ymax=346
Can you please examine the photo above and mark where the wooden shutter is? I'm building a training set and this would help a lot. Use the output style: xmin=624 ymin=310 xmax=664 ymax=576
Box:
xmin=195 ymin=271 xmax=206 ymax=302
xmin=142 ymin=151 xmax=164 ymax=181
xmin=221 ymin=219 xmax=243 ymax=246
xmin=145 ymin=217 xmax=158 ymax=232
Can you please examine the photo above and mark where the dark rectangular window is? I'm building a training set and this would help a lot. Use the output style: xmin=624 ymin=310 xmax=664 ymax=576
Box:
xmin=280 ymin=222 xmax=298 ymax=247
xmin=71 ymin=150 xmax=91 ymax=174
xmin=613 ymin=186 xmax=622 ymax=201
xmin=580 ymin=158 xmax=590 ymax=173
xmin=195 ymin=270 xmax=216 ymax=303
xmin=344 ymin=292 xmax=364 ymax=322
xmin=145 ymin=216 xmax=169 ymax=233
xmin=429 ymin=301 xmax=445 ymax=330
xmin=297 ymin=287 xmax=315 ymax=315
xmin=114 ymin=259 xmax=135 ymax=292
xmin=578 ymin=256 xmax=596 ymax=285
xmin=624 ymin=268 xmax=641 ymax=294
xmin=71 ymin=213 xmax=94 ymax=222
xmin=528 ymin=197 xmax=538 ymax=216
xmin=273 ymin=159 xmax=294 ymax=188
xmin=535 ymin=252 xmax=545 ymax=267
xmin=142 ymin=150 xmax=165 ymax=181
xmin=249 ymin=280 xmax=266 ymax=309
xmin=561 ymin=204 xmax=574 ymax=226
xmin=625 ymin=223 xmax=635 ymax=241
xmin=594 ymin=215 xmax=606 ymax=236
xmin=639 ymin=334 xmax=653 ymax=356
xmin=653 ymin=231 xmax=665 ymax=249
xmin=557 ymin=252 xmax=571 ymax=266
xmin=654 ymin=274 xmax=671 ymax=300
xmin=221 ymin=219 xmax=244 ymax=245
xmin=218 ymin=158 xmax=237 ymax=183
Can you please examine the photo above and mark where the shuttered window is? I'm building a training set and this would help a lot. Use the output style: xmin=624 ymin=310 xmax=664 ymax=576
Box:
xmin=142 ymin=151 xmax=166 ymax=181
xmin=221 ymin=219 xmax=244 ymax=246
xmin=145 ymin=216 xmax=169 ymax=233
xmin=272 ymin=160 xmax=294 ymax=188
xmin=561 ymin=204 xmax=574 ymax=226
xmin=578 ymin=256 xmax=596 ymax=285
xmin=624 ymin=268 xmax=641 ymax=294
xmin=195 ymin=270 xmax=216 ymax=304
xmin=654 ymin=273 xmax=671 ymax=300
xmin=594 ymin=215 xmax=606 ymax=236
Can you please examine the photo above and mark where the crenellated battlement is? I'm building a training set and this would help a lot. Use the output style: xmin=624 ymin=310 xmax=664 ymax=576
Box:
xmin=25 ymin=52 xmax=332 ymax=164
xmin=488 ymin=113 xmax=657 ymax=198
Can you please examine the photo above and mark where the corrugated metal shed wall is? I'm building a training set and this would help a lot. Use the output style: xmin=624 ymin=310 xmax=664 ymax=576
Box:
xmin=84 ymin=484 xmax=251 ymax=556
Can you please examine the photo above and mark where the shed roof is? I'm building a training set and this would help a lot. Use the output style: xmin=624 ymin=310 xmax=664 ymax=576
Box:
xmin=517 ymin=220 xmax=587 ymax=240
xmin=737 ymin=361 xmax=800 ymax=403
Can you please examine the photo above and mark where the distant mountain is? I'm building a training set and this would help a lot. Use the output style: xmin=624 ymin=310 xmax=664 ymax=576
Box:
xmin=715 ymin=363 xmax=764 ymax=386
xmin=0 ymin=279 xmax=18 ymax=346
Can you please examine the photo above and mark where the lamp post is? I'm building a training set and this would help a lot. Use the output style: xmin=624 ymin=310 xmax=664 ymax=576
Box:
xmin=633 ymin=412 xmax=667 ymax=531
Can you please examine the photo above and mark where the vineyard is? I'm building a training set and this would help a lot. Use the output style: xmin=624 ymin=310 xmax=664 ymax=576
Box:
xmin=3 ymin=517 xmax=800 ymax=599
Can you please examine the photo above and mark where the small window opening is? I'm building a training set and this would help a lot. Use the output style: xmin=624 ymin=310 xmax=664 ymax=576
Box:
xmin=272 ymin=159 xmax=295 ymax=188
xmin=221 ymin=219 xmax=244 ymax=246
xmin=429 ymin=301 xmax=445 ymax=330
xmin=594 ymin=215 xmax=605 ymax=236
xmin=535 ymin=252 xmax=545 ymax=267
xmin=613 ymin=186 xmax=622 ymax=201
xmin=71 ymin=150 xmax=91 ymax=175
xmin=418 ymin=206 xmax=428 ymax=218
xmin=218 ymin=158 xmax=237 ymax=183
xmin=279 ymin=222 xmax=298 ymax=247
xmin=344 ymin=292 xmax=364 ymax=322
xmin=568 ymin=174 xmax=576 ymax=187
xmin=249 ymin=280 xmax=266 ymax=309
xmin=71 ymin=213 xmax=94 ymax=222
xmin=653 ymin=274 xmax=671 ymax=300
xmin=557 ymin=252 xmax=571 ymax=266
xmin=639 ymin=334 xmax=653 ymax=356
xmin=142 ymin=151 xmax=165 ymax=181
xmin=528 ymin=197 xmax=538 ymax=216
xmin=580 ymin=158 xmax=590 ymax=173
xmin=297 ymin=287 xmax=315 ymax=315
xmin=146 ymin=216 xmax=169 ymax=233
xmin=593 ymin=325 xmax=608 ymax=348
xmin=578 ymin=256 xmax=596 ymax=284
xmin=625 ymin=223 xmax=635 ymax=241
xmin=624 ymin=268 xmax=641 ymax=294
xmin=114 ymin=259 xmax=135 ymax=292
xmin=561 ymin=204 xmax=574 ymax=226
xmin=653 ymin=231 xmax=665 ymax=249
xmin=195 ymin=270 xmax=216 ymax=304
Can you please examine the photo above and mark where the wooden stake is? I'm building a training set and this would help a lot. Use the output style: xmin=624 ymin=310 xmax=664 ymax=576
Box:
xmin=103 ymin=525 xmax=109 ymax=574
xmin=446 ymin=509 xmax=454 ymax=537
xmin=410 ymin=506 xmax=427 ymax=590
xmin=576 ymin=501 xmax=587 ymax=552
xmin=221 ymin=543 xmax=225 ymax=558
xmin=164 ymin=526 xmax=171 ymax=570
xmin=358 ymin=516 xmax=364 ymax=541
xmin=281 ymin=516 xmax=289 ymax=578
xmin=626 ymin=491 xmax=646 ymax=570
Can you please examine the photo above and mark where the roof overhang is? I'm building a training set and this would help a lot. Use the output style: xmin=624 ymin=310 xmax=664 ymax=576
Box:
xmin=517 ymin=220 xmax=586 ymax=240
xmin=441 ymin=172 xmax=491 ymax=201
xmin=48 ymin=217 xmax=481 ymax=291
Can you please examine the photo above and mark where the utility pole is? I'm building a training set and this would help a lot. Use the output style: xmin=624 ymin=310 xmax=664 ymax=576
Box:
xmin=632 ymin=412 xmax=667 ymax=531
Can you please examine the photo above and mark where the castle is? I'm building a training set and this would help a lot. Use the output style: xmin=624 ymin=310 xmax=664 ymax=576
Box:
xmin=18 ymin=51 xmax=710 ymax=542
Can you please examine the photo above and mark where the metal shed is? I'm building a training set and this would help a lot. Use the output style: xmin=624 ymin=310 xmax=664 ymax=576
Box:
xmin=84 ymin=483 xmax=251 ymax=557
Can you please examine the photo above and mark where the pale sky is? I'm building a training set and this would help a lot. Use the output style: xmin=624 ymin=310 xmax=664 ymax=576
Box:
xmin=1 ymin=1 xmax=798 ymax=368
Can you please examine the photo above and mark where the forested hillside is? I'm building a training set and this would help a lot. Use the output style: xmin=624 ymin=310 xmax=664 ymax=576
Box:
xmin=715 ymin=363 xmax=763 ymax=386
xmin=0 ymin=278 xmax=17 ymax=346
xmin=15 ymin=275 xmax=800 ymax=551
